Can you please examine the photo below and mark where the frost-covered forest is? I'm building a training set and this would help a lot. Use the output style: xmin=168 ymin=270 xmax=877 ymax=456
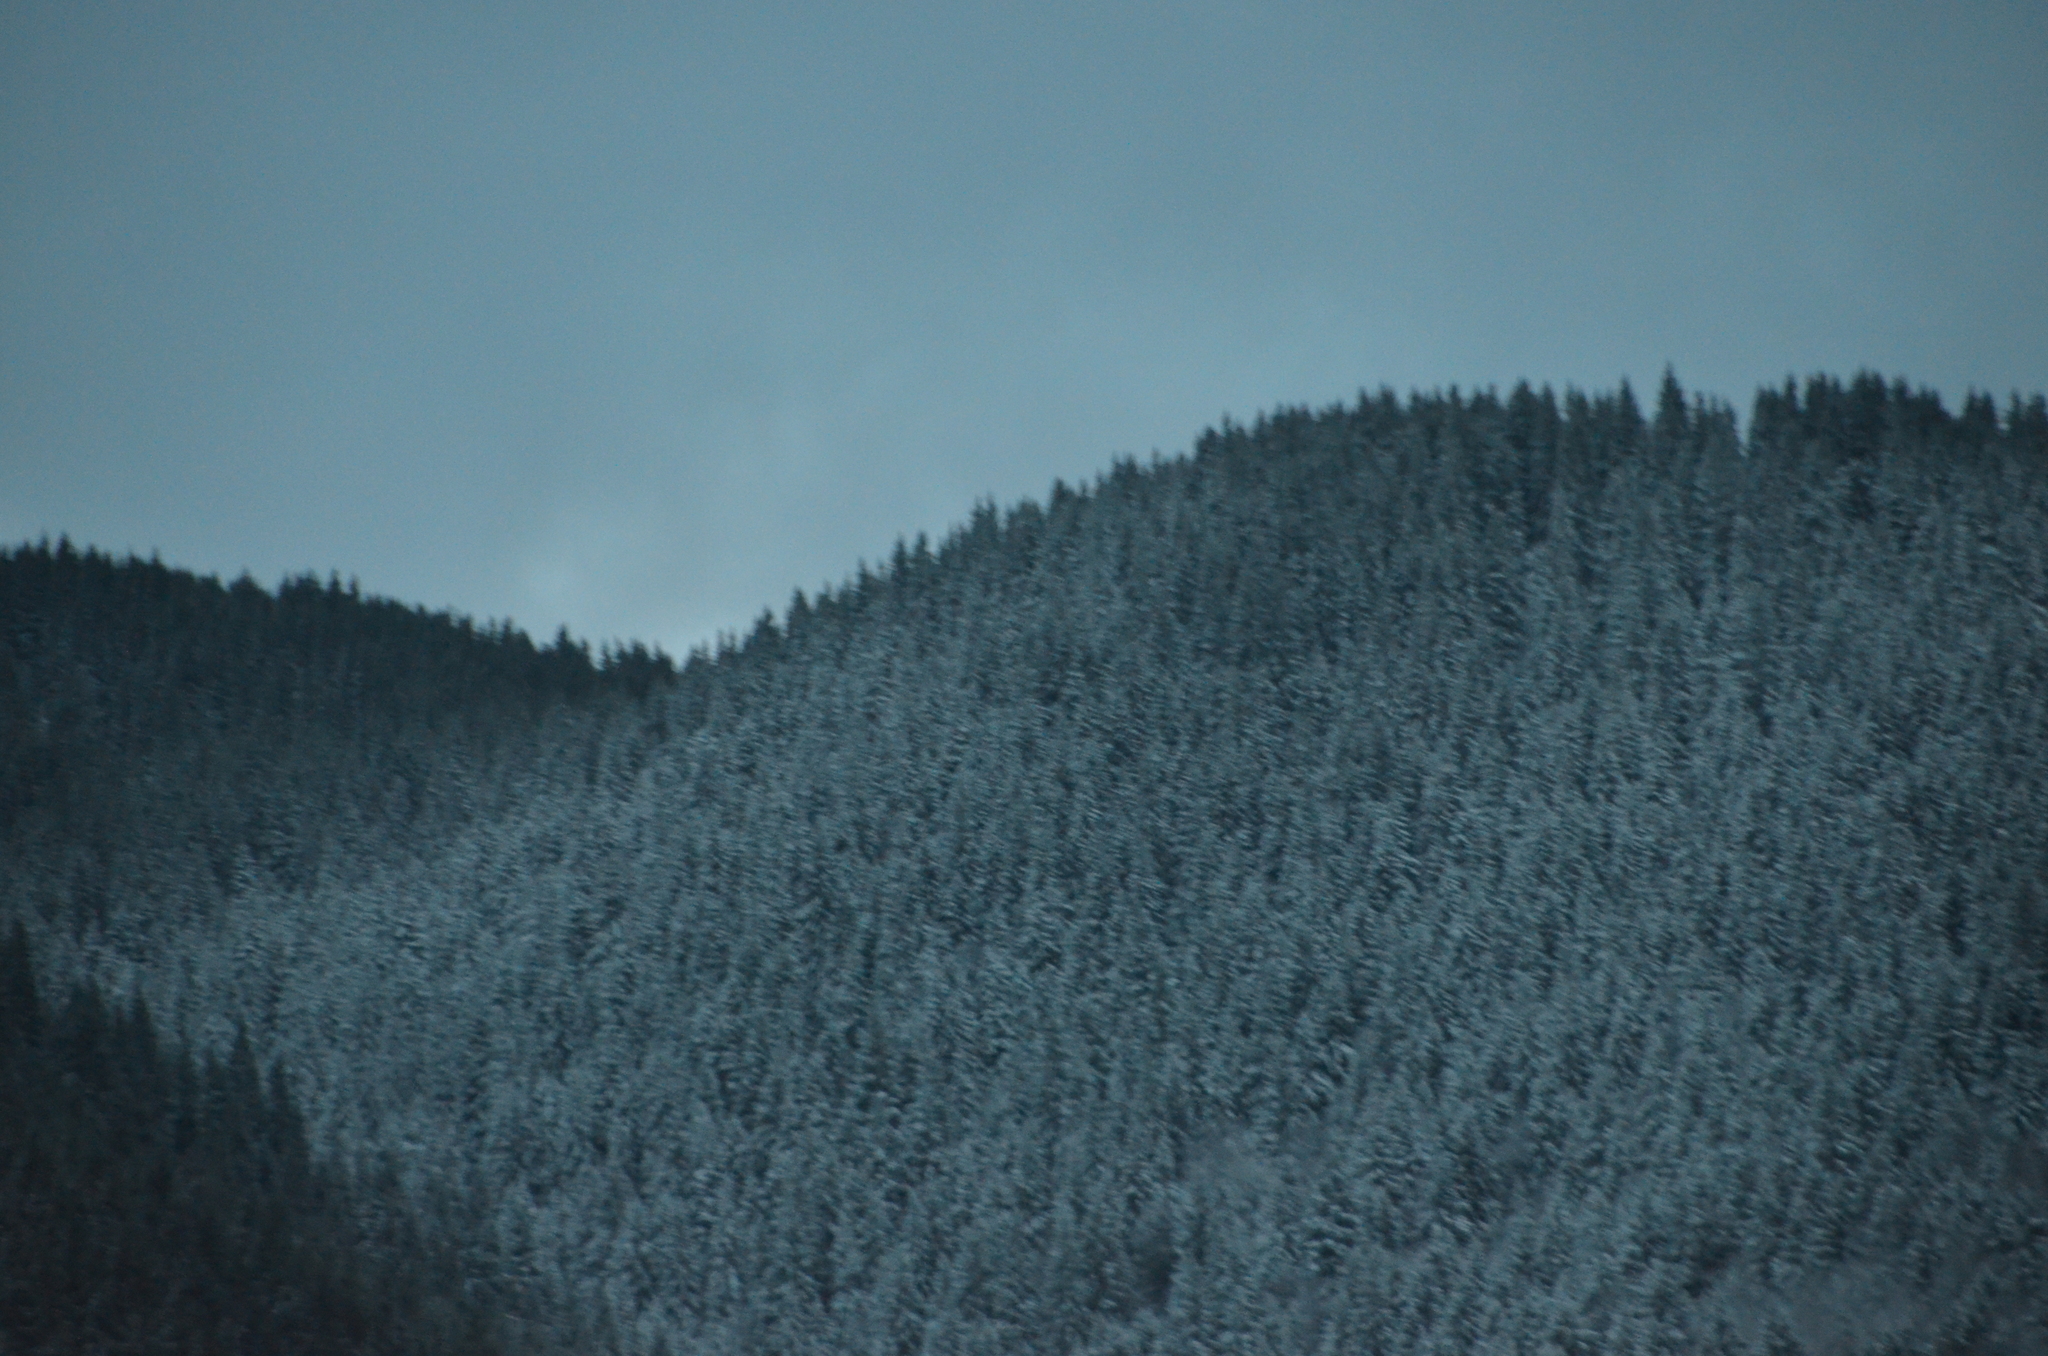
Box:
xmin=4 ymin=372 xmax=2046 ymax=1354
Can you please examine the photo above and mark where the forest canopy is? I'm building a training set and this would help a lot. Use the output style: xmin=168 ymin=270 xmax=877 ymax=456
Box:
xmin=4 ymin=370 xmax=2045 ymax=1354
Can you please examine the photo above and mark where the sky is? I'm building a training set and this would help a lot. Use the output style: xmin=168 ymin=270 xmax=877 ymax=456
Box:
xmin=4 ymin=1 xmax=2044 ymax=658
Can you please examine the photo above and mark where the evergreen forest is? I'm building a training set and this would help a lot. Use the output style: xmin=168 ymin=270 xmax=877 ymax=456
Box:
xmin=3 ymin=371 xmax=2046 ymax=1354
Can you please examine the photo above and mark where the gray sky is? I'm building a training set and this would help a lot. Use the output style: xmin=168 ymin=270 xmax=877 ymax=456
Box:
xmin=5 ymin=1 xmax=2043 ymax=657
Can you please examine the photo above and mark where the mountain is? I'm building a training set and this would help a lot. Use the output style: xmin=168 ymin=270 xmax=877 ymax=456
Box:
xmin=5 ymin=372 xmax=2046 ymax=1354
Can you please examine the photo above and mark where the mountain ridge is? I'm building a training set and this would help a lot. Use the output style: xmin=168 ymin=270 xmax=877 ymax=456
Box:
xmin=5 ymin=370 xmax=2046 ymax=1354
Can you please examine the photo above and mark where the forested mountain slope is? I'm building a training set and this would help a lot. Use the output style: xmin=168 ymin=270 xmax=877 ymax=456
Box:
xmin=5 ymin=373 xmax=2047 ymax=1354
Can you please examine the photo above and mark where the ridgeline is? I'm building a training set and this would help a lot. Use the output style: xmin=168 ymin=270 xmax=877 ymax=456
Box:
xmin=5 ymin=372 xmax=2046 ymax=1354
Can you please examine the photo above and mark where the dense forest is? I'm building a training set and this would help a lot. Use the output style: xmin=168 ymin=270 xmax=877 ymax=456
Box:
xmin=0 ymin=921 xmax=532 ymax=1354
xmin=4 ymin=371 xmax=2046 ymax=1353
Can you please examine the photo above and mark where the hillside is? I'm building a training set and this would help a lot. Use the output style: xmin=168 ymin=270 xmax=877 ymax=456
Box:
xmin=5 ymin=372 xmax=2047 ymax=1354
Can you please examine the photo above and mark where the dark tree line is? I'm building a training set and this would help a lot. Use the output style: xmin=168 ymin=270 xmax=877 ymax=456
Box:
xmin=0 ymin=921 xmax=553 ymax=1354
xmin=1 ymin=541 xmax=674 ymax=912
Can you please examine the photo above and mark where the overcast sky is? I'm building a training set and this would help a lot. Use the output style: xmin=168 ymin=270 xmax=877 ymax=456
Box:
xmin=5 ymin=1 xmax=2043 ymax=657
